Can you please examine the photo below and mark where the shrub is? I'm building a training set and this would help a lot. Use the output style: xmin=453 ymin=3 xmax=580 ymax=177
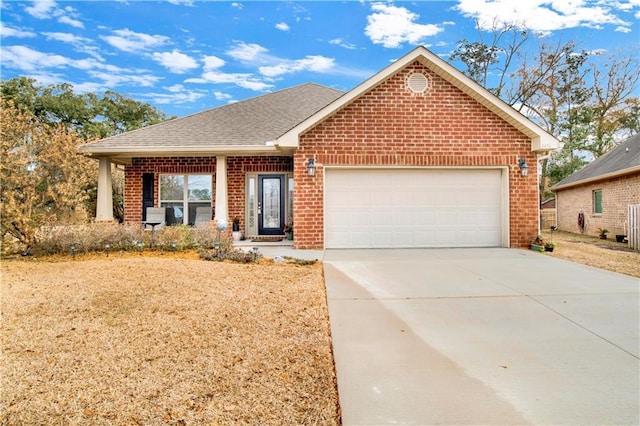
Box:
xmin=10 ymin=222 xmax=245 ymax=258
xmin=33 ymin=223 xmax=145 ymax=255
xmin=199 ymin=234 xmax=262 ymax=263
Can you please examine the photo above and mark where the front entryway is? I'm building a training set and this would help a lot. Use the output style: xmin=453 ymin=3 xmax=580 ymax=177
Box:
xmin=245 ymin=173 xmax=293 ymax=237
xmin=258 ymin=175 xmax=285 ymax=235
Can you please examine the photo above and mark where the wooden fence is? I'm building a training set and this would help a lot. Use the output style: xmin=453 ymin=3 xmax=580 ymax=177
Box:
xmin=540 ymin=209 xmax=556 ymax=230
xmin=629 ymin=204 xmax=640 ymax=251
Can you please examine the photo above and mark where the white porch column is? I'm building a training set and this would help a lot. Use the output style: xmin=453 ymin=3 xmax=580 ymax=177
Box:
xmin=214 ymin=156 xmax=229 ymax=229
xmin=96 ymin=157 xmax=114 ymax=221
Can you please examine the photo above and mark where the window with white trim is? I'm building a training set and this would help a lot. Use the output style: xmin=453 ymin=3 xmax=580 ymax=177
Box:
xmin=160 ymin=174 xmax=212 ymax=225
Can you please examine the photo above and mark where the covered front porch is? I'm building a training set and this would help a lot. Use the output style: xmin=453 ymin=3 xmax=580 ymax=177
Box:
xmin=94 ymin=155 xmax=295 ymax=240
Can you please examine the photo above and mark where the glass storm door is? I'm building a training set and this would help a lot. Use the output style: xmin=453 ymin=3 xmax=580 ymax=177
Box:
xmin=258 ymin=175 xmax=285 ymax=235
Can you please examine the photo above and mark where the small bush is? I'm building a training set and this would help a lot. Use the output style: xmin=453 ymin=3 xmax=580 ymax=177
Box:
xmin=199 ymin=235 xmax=262 ymax=263
xmin=33 ymin=223 xmax=145 ymax=255
xmin=11 ymin=222 xmax=249 ymax=258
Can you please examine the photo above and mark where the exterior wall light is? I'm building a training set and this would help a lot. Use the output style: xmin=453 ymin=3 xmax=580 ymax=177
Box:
xmin=518 ymin=158 xmax=529 ymax=177
xmin=307 ymin=158 xmax=316 ymax=177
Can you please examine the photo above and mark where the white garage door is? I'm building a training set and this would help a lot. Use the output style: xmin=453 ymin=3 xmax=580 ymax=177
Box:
xmin=325 ymin=168 xmax=504 ymax=248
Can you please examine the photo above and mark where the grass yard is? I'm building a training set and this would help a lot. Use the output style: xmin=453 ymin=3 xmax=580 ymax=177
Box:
xmin=1 ymin=255 xmax=339 ymax=425
xmin=541 ymin=230 xmax=640 ymax=278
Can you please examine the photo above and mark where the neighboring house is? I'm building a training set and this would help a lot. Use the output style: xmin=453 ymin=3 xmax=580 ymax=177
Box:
xmin=552 ymin=134 xmax=640 ymax=237
xmin=541 ymin=198 xmax=556 ymax=209
xmin=80 ymin=46 xmax=559 ymax=249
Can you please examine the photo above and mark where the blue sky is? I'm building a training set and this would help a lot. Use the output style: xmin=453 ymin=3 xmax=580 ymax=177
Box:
xmin=1 ymin=0 xmax=639 ymax=117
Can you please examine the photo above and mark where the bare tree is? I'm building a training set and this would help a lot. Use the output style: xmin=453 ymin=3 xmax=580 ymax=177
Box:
xmin=0 ymin=99 xmax=95 ymax=249
xmin=451 ymin=18 xmax=530 ymax=98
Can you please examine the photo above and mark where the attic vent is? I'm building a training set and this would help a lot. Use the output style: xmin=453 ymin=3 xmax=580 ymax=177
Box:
xmin=406 ymin=72 xmax=429 ymax=95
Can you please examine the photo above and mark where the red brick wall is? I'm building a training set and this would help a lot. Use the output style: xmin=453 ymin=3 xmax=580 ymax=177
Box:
xmin=556 ymin=172 xmax=640 ymax=237
xmin=124 ymin=156 xmax=292 ymax=231
xmin=294 ymin=62 xmax=539 ymax=249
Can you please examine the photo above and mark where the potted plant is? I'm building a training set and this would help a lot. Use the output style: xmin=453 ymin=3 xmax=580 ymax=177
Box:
xmin=597 ymin=228 xmax=609 ymax=239
xmin=283 ymin=222 xmax=293 ymax=240
xmin=531 ymin=235 xmax=545 ymax=252
xmin=544 ymin=242 xmax=555 ymax=252
xmin=232 ymin=217 xmax=242 ymax=241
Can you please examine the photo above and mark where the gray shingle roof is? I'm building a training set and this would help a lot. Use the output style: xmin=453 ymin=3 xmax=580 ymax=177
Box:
xmin=81 ymin=83 xmax=344 ymax=152
xmin=553 ymin=134 xmax=640 ymax=190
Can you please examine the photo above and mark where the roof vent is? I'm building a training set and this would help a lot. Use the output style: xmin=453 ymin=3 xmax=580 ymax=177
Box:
xmin=406 ymin=72 xmax=429 ymax=95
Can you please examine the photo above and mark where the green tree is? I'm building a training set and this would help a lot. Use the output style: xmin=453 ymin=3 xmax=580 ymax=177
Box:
xmin=0 ymin=78 xmax=170 ymax=221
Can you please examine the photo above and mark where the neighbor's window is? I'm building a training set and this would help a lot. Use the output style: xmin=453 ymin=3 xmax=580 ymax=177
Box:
xmin=160 ymin=174 xmax=212 ymax=225
xmin=593 ymin=189 xmax=603 ymax=214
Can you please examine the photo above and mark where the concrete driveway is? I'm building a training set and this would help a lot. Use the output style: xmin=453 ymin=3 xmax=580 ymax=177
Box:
xmin=323 ymin=248 xmax=639 ymax=425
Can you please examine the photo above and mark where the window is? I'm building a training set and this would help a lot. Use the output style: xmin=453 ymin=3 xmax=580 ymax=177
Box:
xmin=287 ymin=176 xmax=294 ymax=225
xmin=160 ymin=174 xmax=212 ymax=225
xmin=593 ymin=189 xmax=603 ymax=214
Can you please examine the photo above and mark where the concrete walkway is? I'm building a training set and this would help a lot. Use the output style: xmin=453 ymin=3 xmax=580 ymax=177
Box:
xmin=324 ymin=248 xmax=639 ymax=425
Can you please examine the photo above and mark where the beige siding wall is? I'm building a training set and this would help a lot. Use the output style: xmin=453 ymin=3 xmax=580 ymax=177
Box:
xmin=556 ymin=172 xmax=640 ymax=237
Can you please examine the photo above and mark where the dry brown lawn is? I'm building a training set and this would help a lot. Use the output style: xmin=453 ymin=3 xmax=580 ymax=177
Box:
xmin=2 ymin=232 xmax=637 ymax=425
xmin=541 ymin=230 xmax=640 ymax=278
xmin=1 ymin=254 xmax=339 ymax=425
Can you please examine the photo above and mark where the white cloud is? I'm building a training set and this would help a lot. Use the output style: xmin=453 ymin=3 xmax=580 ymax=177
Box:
xmin=259 ymin=55 xmax=335 ymax=77
xmin=365 ymin=3 xmax=444 ymax=48
xmin=615 ymin=25 xmax=632 ymax=32
xmin=88 ymin=70 xmax=161 ymax=88
xmin=42 ymin=31 xmax=84 ymax=44
xmin=0 ymin=23 xmax=36 ymax=38
xmin=455 ymin=0 xmax=630 ymax=34
xmin=329 ymin=38 xmax=357 ymax=50
xmin=225 ymin=40 xmax=365 ymax=79
xmin=203 ymin=55 xmax=225 ymax=70
xmin=1 ymin=45 xmax=162 ymax=94
xmin=147 ymin=91 xmax=205 ymax=105
xmin=21 ymin=72 xmax=66 ymax=87
xmin=187 ymin=71 xmax=273 ymax=91
xmin=231 ymin=2 xmax=243 ymax=9
xmin=214 ymin=90 xmax=234 ymax=101
xmin=101 ymin=29 xmax=169 ymax=53
xmin=167 ymin=0 xmax=194 ymax=5
xmin=2 ymin=45 xmax=69 ymax=71
xmin=226 ymin=42 xmax=268 ymax=61
xmin=182 ymin=77 xmax=208 ymax=84
xmin=42 ymin=32 xmax=102 ymax=59
xmin=275 ymin=22 xmax=290 ymax=31
xmin=166 ymin=84 xmax=186 ymax=93
xmin=24 ymin=0 xmax=85 ymax=28
xmin=57 ymin=15 xmax=84 ymax=29
xmin=24 ymin=0 xmax=57 ymax=19
xmin=152 ymin=50 xmax=199 ymax=73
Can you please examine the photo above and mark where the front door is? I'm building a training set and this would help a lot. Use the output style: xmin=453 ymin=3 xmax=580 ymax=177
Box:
xmin=258 ymin=175 xmax=285 ymax=235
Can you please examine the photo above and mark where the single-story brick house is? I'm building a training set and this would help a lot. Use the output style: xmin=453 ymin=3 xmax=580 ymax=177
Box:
xmin=80 ymin=46 xmax=559 ymax=249
xmin=552 ymin=134 xmax=640 ymax=237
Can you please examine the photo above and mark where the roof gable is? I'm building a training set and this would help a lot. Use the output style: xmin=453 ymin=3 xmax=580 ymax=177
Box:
xmin=276 ymin=46 xmax=560 ymax=152
xmin=552 ymin=134 xmax=640 ymax=190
